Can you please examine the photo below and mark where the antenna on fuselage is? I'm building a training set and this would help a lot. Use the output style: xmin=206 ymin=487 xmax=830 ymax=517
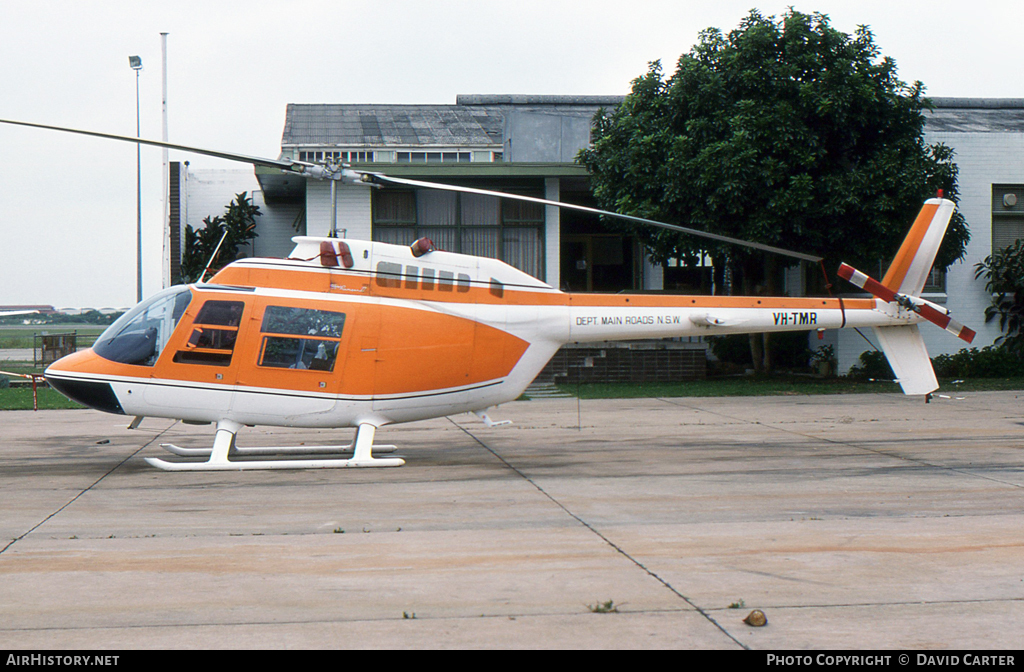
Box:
xmin=198 ymin=229 xmax=229 ymax=283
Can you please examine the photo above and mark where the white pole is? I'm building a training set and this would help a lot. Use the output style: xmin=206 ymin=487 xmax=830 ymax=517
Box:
xmin=135 ymin=66 xmax=142 ymax=303
xmin=161 ymin=32 xmax=170 ymax=288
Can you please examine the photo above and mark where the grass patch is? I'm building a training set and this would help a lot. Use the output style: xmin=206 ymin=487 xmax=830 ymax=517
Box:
xmin=557 ymin=375 xmax=1024 ymax=399
xmin=0 ymin=388 xmax=85 ymax=411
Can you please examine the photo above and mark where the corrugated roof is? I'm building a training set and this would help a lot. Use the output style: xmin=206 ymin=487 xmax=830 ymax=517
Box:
xmin=280 ymin=97 xmax=1024 ymax=149
xmin=926 ymin=98 xmax=1024 ymax=133
xmin=282 ymin=104 xmax=504 ymax=147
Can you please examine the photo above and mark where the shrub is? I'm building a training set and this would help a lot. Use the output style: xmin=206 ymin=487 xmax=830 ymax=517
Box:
xmin=975 ymin=240 xmax=1024 ymax=354
xmin=932 ymin=346 xmax=1024 ymax=378
xmin=847 ymin=349 xmax=895 ymax=380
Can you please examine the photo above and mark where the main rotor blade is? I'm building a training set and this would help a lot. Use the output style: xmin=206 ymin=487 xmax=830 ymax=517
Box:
xmin=0 ymin=118 xmax=306 ymax=173
xmin=0 ymin=117 xmax=822 ymax=263
xmin=362 ymin=173 xmax=823 ymax=263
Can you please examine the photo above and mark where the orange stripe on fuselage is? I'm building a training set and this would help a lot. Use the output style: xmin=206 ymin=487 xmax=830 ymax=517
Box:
xmin=881 ymin=203 xmax=938 ymax=292
xmin=212 ymin=263 xmax=877 ymax=312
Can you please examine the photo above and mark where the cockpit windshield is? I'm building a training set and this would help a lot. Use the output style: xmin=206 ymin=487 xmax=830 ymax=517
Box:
xmin=93 ymin=286 xmax=193 ymax=366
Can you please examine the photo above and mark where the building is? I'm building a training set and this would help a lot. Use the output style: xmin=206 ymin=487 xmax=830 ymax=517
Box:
xmin=174 ymin=95 xmax=664 ymax=292
xmin=823 ymin=98 xmax=1024 ymax=372
xmin=172 ymin=95 xmax=1024 ymax=374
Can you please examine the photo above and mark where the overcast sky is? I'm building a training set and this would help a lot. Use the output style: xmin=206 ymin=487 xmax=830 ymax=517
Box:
xmin=2 ymin=0 xmax=1022 ymax=308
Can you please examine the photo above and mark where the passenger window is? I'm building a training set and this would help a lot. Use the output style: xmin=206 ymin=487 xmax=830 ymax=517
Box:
xmin=173 ymin=300 xmax=245 ymax=367
xmin=404 ymin=265 xmax=419 ymax=289
xmin=375 ymin=261 xmax=403 ymax=288
xmin=258 ymin=306 xmax=346 ymax=372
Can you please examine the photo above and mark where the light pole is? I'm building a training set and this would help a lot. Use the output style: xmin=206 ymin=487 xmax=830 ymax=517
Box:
xmin=129 ymin=55 xmax=143 ymax=302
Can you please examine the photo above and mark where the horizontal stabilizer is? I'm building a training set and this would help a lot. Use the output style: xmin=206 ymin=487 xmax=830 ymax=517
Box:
xmin=874 ymin=325 xmax=938 ymax=396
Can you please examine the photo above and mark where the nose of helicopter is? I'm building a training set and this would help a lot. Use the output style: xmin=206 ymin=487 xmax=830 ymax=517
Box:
xmin=44 ymin=349 xmax=126 ymax=415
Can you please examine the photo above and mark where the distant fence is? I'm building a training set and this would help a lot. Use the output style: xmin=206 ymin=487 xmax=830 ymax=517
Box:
xmin=34 ymin=332 xmax=77 ymax=367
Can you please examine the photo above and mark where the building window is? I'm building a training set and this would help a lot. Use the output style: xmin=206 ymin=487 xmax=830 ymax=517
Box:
xmin=298 ymin=150 xmax=375 ymax=163
xmin=993 ymin=185 xmax=1024 ymax=254
xmin=395 ymin=151 xmax=472 ymax=163
xmin=923 ymin=267 xmax=946 ymax=294
xmin=372 ymin=189 xmax=544 ymax=278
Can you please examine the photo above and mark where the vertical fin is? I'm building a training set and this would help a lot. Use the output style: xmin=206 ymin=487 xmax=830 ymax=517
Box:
xmin=881 ymin=198 xmax=956 ymax=296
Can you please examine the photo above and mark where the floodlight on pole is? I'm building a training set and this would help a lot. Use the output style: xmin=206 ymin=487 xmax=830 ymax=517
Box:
xmin=129 ymin=55 xmax=143 ymax=302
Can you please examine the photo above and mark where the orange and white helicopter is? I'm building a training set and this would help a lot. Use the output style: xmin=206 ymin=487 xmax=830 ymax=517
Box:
xmin=0 ymin=119 xmax=976 ymax=471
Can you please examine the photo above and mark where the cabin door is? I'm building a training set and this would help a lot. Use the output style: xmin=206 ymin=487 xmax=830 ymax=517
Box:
xmin=145 ymin=296 xmax=249 ymax=415
xmin=231 ymin=297 xmax=353 ymax=418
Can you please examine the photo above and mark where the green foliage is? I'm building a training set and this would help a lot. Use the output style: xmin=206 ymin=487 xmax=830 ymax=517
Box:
xmin=180 ymin=192 xmax=261 ymax=283
xmin=847 ymin=346 xmax=1024 ymax=381
xmin=587 ymin=600 xmax=620 ymax=614
xmin=974 ymin=240 xmax=1024 ymax=354
xmin=847 ymin=349 xmax=895 ymax=380
xmin=578 ymin=9 xmax=969 ymax=281
xmin=932 ymin=346 xmax=1024 ymax=378
xmin=709 ymin=331 xmax=813 ymax=369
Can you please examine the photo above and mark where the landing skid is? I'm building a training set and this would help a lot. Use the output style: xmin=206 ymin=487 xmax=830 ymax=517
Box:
xmin=158 ymin=443 xmax=397 ymax=457
xmin=144 ymin=420 xmax=404 ymax=471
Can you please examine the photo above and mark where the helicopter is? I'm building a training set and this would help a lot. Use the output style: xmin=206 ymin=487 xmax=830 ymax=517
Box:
xmin=0 ymin=119 xmax=976 ymax=471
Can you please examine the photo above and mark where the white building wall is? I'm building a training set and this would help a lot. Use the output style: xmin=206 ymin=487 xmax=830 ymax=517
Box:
xmin=306 ymin=181 xmax=373 ymax=239
xmin=184 ymin=169 xmax=301 ymax=260
xmin=643 ymin=255 xmax=664 ymax=290
xmin=252 ymin=198 xmax=304 ymax=259
xmin=185 ymin=170 xmax=258 ymax=231
xmin=545 ymin=178 xmax=561 ymax=288
xmin=835 ymin=131 xmax=1024 ymax=374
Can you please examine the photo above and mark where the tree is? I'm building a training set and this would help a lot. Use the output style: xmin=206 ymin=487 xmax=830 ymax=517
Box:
xmin=974 ymin=240 xmax=1024 ymax=354
xmin=578 ymin=9 xmax=968 ymax=371
xmin=180 ymin=192 xmax=261 ymax=283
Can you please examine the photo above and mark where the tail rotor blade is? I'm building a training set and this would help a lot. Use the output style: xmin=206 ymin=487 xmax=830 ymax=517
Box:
xmin=838 ymin=263 xmax=975 ymax=343
xmin=837 ymin=263 xmax=897 ymax=302
xmin=915 ymin=302 xmax=977 ymax=344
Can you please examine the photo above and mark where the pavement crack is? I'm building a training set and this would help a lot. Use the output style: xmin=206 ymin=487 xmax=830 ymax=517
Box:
xmin=655 ymin=397 xmax=1024 ymax=490
xmin=0 ymin=421 xmax=178 ymax=557
xmin=447 ymin=416 xmax=750 ymax=650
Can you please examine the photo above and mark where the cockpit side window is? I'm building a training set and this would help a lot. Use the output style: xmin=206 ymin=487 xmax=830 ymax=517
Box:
xmin=93 ymin=287 xmax=193 ymax=367
xmin=173 ymin=300 xmax=245 ymax=367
